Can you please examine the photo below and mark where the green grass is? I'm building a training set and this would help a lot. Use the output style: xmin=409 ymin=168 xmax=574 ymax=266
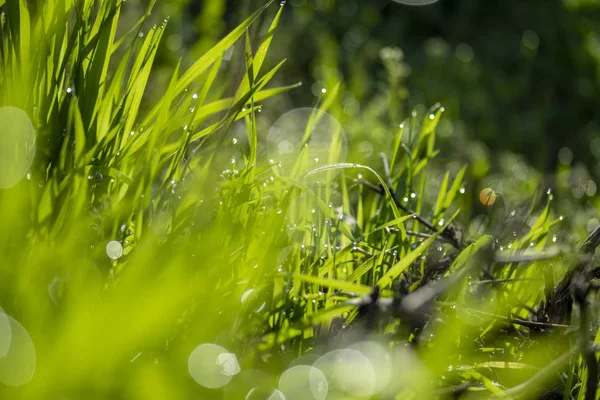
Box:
xmin=1 ymin=1 xmax=600 ymax=399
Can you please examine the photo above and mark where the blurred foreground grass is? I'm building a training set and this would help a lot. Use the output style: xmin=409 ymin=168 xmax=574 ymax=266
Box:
xmin=1 ymin=1 xmax=600 ymax=399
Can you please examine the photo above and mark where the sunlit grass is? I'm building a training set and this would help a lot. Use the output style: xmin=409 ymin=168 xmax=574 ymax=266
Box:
xmin=1 ymin=1 xmax=599 ymax=399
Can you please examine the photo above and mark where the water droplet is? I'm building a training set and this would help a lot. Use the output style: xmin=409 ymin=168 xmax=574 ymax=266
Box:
xmin=192 ymin=93 xmax=198 ymax=100
xmin=232 ymin=138 xmax=237 ymax=144
xmin=459 ymin=187 xmax=465 ymax=194
xmin=66 ymin=87 xmax=72 ymax=93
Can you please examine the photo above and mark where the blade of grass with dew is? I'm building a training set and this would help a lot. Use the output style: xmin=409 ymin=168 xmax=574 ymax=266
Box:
xmin=377 ymin=209 xmax=461 ymax=288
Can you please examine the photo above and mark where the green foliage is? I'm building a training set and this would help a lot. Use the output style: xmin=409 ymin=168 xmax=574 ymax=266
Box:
xmin=1 ymin=1 xmax=600 ymax=399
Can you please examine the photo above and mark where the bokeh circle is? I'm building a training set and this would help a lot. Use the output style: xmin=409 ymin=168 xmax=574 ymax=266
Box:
xmin=267 ymin=108 xmax=346 ymax=182
xmin=0 ymin=106 xmax=36 ymax=189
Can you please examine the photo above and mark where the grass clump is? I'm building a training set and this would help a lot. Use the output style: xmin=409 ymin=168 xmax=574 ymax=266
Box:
xmin=1 ymin=1 xmax=599 ymax=399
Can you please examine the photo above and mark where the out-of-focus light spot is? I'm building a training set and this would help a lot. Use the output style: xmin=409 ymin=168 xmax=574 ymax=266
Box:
xmin=479 ymin=188 xmax=496 ymax=206
xmin=0 ymin=308 xmax=11 ymax=358
xmin=106 ymin=240 xmax=123 ymax=260
xmin=586 ymin=180 xmax=597 ymax=196
xmin=314 ymin=349 xmax=377 ymax=397
xmin=278 ymin=365 xmax=327 ymax=400
xmin=0 ymin=107 xmax=36 ymax=189
xmin=455 ymin=43 xmax=474 ymax=63
xmin=522 ymin=30 xmax=540 ymax=50
xmin=223 ymin=45 xmax=235 ymax=61
xmin=348 ymin=341 xmax=392 ymax=394
xmin=357 ymin=141 xmax=373 ymax=158
xmin=311 ymin=81 xmax=326 ymax=97
xmin=572 ymin=183 xmax=585 ymax=199
xmin=558 ymin=147 xmax=573 ymax=165
xmin=339 ymin=0 xmax=358 ymax=16
xmin=425 ymin=37 xmax=449 ymax=58
xmin=438 ymin=119 xmax=454 ymax=137
xmin=47 ymin=276 xmax=64 ymax=306
xmin=342 ymin=26 xmax=368 ymax=52
xmin=459 ymin=187 xmax=465 ymax=194
xmin=241 ymin=289 xmax=255 ymax=303
xmin=0 ymin=314 xmax=36 ymax=386
xmin=267 ymin=108 xmax=347 ymax=183
xmin=188 ymin=343 xmax=240 ymax=388
xmin=166 ymin=34 xmax=182 ymax=51
xmin=587 ymin=218 xmax=600 ymax=233
xmin=343 ymin=96 xmax=360 ymax=116
xmin=391 ymin=0 xmax=440 ymax=5
xmin=590 ymin=137 xmax=600 ymax=158
xmin=267 ymin=389 xmax=286 ymax=400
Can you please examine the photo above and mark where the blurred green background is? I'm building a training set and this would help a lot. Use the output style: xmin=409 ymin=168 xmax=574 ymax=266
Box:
xmin=143 ymin=0 xmax=600 ymax=174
